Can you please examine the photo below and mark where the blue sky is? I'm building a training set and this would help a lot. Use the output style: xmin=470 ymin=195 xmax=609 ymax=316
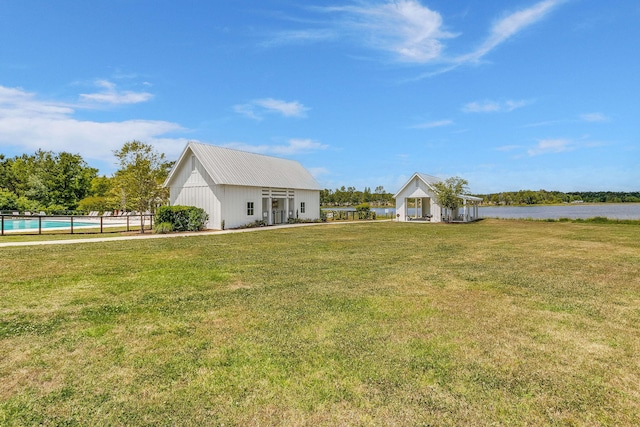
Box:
xmin=1 ymin=0 xmax=638 ymax=193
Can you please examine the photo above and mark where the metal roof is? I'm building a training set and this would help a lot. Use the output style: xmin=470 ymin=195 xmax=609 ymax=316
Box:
xmin=415 ymin=172 xmax=442 ymax=187
xmin=393 ymin=172 xmax=441 ymax=198
xmin=165 ymin=142 xmax=322 ymax=190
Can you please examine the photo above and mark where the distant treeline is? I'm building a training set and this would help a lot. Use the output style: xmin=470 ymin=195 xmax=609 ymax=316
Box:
xmin=321 ymin=186 xmax=394 ymax=207
xmin=322 ymin=187 xmax=640 ymax=207
xmin=474 ymin=190 xmax=640 ymax=205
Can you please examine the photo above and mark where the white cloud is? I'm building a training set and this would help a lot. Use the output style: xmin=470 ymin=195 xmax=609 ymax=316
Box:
xmin=580 ymin=112 xmax=609 ymax=122
xmin=463 ymin=99 xmax=530 ymax=113
xmin=495 ymin=144 xmax=521 ymax=152
xmin=234 ymin=98 xmax=309 ymax=120
xmin=223 ymin=138 xmax=328 ymax=156
xmin=319 ymin=0 xmax=456 ymax=63
xmin=0 ymin=85 xmax=186 ymax=171
xmin=79 ymin=80 xmax=153 ymax=105
xmin=527 ymin=138 xmax=573 ymax=156
xmin=460 ymin=0 xmax=562 ymax=64
xmin=410 ymin=119 xmax=453 ymax=129
xmin=307 ymin=0 xmax=562 ymax=74
xmin=262 ymin=29 xmax=336 ymax=47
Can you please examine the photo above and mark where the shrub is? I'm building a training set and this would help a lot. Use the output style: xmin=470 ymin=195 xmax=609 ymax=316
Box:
xmin=77 ymin=196 xmax=114 ymax=214
xmin=155 ymin=206 xmax=209 ymax=232
xmin=153 ymin=222 xmax=174 ymax=234
xmin=238 ymin=219 xmax=267 ymax=229
xmin=585 ymin=216 xmax=609 ymax=224
xmin=355 ymin=203 xmax=375 ymax=220
xmin=287 ymin=217 xmax=323 ymax=224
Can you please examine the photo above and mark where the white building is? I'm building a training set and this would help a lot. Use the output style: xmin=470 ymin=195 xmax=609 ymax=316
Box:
xmin=164 ymin=142 xmax=322 ymax=230
xmin=394 ymin=172 xmax=481 ymax=223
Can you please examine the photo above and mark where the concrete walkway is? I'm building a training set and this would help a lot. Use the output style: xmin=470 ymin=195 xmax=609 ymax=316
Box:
xmin=0 ymin=220 xmax=379 ymax=248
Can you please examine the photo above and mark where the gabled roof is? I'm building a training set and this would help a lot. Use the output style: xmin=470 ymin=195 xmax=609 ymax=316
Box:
xmin=164 ymin=142 xmax=322 ymax=190
xmin=393 ymin=172 xmax=441 ymax=198
xmin=393 ymin=172 xmax=482 ymax=201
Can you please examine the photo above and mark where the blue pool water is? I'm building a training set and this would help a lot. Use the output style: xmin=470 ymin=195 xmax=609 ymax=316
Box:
xmin=2 ymin=218 xmax=97 ymax=231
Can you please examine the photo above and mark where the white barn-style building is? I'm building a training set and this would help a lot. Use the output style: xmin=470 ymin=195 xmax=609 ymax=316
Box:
xmin=164 ymin=142 xmax=322 ymax=230
xmin=394 ymin=172 xmax=482 ymax=223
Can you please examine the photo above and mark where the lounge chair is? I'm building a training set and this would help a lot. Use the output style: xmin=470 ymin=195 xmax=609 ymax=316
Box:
xmin=24 ymin=211 xmax=32 ymax=216
xmin=102 ymin=211 xmax=112 ymax=217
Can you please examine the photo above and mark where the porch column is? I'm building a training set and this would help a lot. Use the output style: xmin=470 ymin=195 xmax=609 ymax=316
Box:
xmin=285 ymin=197 xmax=290 ymax=221
xmin=268 ymin=196 xmax=273 ymax=225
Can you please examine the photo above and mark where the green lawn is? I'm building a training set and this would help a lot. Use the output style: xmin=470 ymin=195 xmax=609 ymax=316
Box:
xmin=1 ymin=220 xmax=639 ymax=426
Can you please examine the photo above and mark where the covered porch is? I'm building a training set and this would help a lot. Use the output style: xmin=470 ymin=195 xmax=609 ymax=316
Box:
xmin=403 ymin=196 xmax=437 ymax=222
xmin=444 ymin=195 xmax=482 ymax=223
xmin=262 ymin=188 xmax=295 ymax=225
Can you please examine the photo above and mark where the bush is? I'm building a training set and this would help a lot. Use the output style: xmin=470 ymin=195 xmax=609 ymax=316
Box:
xmin=155 ymin=206 xmax=209 ymax=232
xmin=238 ymin=219 xmax=267 ymax=229
xmin=287 ymin=218 xmax=323 ymax=224
xmin=77 ymin=196 xmax=114 ymax=214
xmin=355 ymin=203 xmax=376 ymax=220
xmin=153 ymin=222 xmax=174 ymax=234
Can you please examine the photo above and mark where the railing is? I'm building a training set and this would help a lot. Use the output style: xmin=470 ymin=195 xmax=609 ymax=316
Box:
xmin=0 ymin=213 xmax=154 ymax=236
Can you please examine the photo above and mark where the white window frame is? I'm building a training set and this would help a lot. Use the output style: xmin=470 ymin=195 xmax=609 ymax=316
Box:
xmin=247 ymin=202 xmax=254 ymax=216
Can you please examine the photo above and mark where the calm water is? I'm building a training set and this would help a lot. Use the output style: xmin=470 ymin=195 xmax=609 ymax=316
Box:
xmin=328 ymin=204 xmax=640 ymax=220
xmin=478 ymin=204 xmax=640 ymax=220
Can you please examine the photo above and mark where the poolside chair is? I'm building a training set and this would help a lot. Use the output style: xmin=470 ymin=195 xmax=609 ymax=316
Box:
xmin=38 ymin=211 xmax=46 ymax=216
xmin=24 ymin=211 xmax=32 ymax=216
xmin=102 ymin=211 xmax=112 ymax=217
xmin=12 ymin=211 xmax=19 ymax=216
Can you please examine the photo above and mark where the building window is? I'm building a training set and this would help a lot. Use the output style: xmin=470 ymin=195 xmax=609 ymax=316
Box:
xmin=300 ymin=202 xmax=306 ymax=213
xmin=247 ymin=202 xmax=254 ymax=216
xmin=191 ymin=155 xmax=196 ymax=171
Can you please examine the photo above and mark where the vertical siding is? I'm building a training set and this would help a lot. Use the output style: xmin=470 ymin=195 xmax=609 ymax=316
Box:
xmin=168 ymin=154 xmax=221 ymax=229
xmin=295 ymin=190 xmax=321 ymax=220
xmin=168 ymin=152 xmax=321 ymax=229
xmin=220 ymin=185 xmax=263 ymax=229
xmin=395 ymin=176 xmax=441 ymax=222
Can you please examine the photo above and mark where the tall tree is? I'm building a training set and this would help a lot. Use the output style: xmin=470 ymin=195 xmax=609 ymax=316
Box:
xmin=432 ymin=176 xmax=469 ymax=222
xmin=112 ymin=141 xmax=172 ymax=232
xmin=3 ymin=150 xmax=96 ymax=210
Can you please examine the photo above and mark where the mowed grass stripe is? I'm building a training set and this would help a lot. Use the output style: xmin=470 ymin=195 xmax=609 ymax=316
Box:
xmin=1 ymin=220 xmax=639 ymax=425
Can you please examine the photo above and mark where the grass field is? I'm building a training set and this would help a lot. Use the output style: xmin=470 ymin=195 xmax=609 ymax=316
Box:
xmin=1 ymin=220 xmax=639 ymax=426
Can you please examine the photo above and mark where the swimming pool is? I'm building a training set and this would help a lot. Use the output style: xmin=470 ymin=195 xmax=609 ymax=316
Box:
xmin=1 ymin=218 xmax=97 ymax=231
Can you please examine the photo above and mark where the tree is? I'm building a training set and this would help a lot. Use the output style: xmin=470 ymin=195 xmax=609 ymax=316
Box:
xmin=1 ymin=150 xmax=96 ymax=210
xmin=0 ymin=188 xmax=19 ymax=211
xmin=432 ymin=176 xmax=469 ymax=222
xmin=112 ymin=141 xmax=172 ymax=233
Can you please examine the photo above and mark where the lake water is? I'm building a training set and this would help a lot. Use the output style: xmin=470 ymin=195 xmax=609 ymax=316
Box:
xmin=327 ymin=204 xmax=640 ymax=220
xmin=478 ymin=204 xmax=640 ymax=220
